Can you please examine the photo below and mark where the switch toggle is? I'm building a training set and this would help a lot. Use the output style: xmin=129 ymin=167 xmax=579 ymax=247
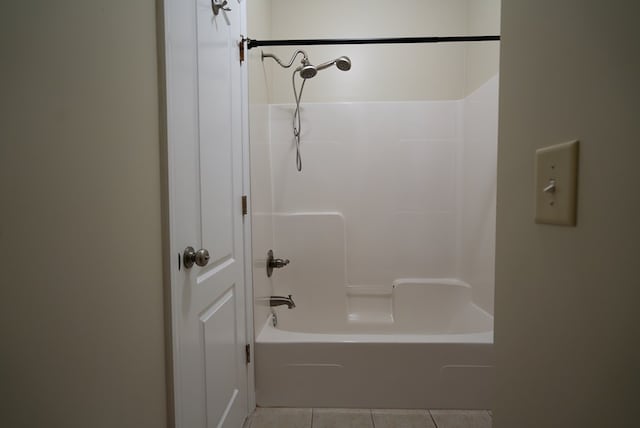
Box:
xmin=543 ymin=179 xmax=557 ymax=194
xmin=535 ymin=140 xmax=579 ymax=226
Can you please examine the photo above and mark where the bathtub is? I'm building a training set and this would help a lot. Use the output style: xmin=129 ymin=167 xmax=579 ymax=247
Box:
xmin=255 ymin=279 xmax=494 ymax=409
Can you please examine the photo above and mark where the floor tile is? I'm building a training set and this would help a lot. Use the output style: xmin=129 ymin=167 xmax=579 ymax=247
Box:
xmin=372 ymin=409 xmax=436 ymax=428
xmin=312 ymin=408 xmax=373 ymax=428
xmin=429 ymin=410 xmax=492 ymax=428
xmin=249 ymin=407 xmax=311 ymax=428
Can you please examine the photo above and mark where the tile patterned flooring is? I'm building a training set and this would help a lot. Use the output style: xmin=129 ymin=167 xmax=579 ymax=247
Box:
xmin=247 ymin=408 xmax=492 ymax=428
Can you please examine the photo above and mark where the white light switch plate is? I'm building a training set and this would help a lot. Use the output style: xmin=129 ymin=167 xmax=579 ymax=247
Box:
xmin=535 ymin=140 xmax=579 ymax=226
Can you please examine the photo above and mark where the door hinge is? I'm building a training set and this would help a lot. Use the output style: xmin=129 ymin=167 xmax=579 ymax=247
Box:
xmin=245 ymin=343 xmax=251 ymax=364
xmin=239 ymin=36 xmax=246 ymax=64
xmin=242 ymin=195 xmax=248 ymax=216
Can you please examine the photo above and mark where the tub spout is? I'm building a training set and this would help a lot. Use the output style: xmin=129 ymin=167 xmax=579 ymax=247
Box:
xmin=270 ymin=295 xmax=296 ymax=309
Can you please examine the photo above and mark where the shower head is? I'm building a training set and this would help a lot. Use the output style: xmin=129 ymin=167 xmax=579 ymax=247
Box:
xmin=296 ymin=56 xmax=352 ymax=79
xmin=261 ymin=50 xmax=352 ymax=78
xmin=298 ymin=62 xmax=318 ymax=79
xmin=260 ymin=51 xmax=352 ymax=172
xmin=335 ymin=56 xmax=352 ymax=71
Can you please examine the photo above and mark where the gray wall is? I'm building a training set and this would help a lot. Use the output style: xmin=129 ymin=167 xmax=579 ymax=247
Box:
xmin=0 ymin=1 xmax=167 ymax=427
xmin=495 ymin=1 xmax=640 ymax=427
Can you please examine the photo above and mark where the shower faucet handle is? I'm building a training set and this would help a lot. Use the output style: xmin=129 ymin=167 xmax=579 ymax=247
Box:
xmin=266 ymin=249 xmax=290 ymax=277
xmin=271 ymin=258 xmax=290 ymax=269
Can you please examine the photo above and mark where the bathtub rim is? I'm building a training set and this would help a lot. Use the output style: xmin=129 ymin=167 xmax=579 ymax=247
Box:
xmin=256 ymin=314 xmax=493 ymax=344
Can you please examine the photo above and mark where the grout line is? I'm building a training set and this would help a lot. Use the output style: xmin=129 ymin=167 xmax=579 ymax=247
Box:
xmin=310 ymin=408 xmax=314 ymax=428
xmin=428 ymin=409 xmax=439 ymax=428
xmin=370 ymin=408 xmax=376 ymax=428
xmin=422 ymin=409 xmax=431 ymax=426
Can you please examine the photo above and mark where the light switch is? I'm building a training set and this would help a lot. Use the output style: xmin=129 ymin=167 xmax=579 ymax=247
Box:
xmin=535 ymin=140 xmax=579 ymax=226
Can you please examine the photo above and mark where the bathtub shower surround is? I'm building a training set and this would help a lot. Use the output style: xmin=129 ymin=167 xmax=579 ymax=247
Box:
xmin=460 ymin=75 xmax=499 ymax=314
xmin=269 ymin=76 xmax=498 ymax=305
xmin=270 ymin=100 xmax=460 ymax=284
xmin=255 ymin=76 xmax=499 ymax=409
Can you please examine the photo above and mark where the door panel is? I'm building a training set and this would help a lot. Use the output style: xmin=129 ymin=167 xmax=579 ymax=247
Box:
xmin=197 ymin=1 xmax=235 ymax=260
xmin=201 ymin=286 xmax=238 ymax=426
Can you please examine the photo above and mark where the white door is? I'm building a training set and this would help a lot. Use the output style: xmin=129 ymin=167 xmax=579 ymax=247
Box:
xmin=163 ymin=0 xmax=249 ymax=427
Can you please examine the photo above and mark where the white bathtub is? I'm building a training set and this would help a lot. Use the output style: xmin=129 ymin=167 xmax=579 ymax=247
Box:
xmin=255 ymin=279 xmax=494 ymax=409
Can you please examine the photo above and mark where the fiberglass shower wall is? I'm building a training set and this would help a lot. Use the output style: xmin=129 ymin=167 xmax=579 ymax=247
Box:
xmin=248 ymin=0 xmax=275 ymax=333
xmin=249 ymin=0 xmax=500 ymax=324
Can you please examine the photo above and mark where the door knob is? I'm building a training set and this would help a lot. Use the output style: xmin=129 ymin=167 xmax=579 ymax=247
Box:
xmin=183 ymin=246 xmax=210 ymax=269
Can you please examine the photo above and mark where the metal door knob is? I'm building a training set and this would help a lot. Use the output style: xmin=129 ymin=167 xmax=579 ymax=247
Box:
xmin=183 ymin=246 xmax=210 ymax=269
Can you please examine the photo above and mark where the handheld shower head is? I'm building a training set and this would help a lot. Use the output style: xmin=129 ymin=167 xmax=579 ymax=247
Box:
xmin=261 ymin=50 xmax=352 ymax=172
xmin=297 ymin=56 xmax=352 ymax=78
xmin=335 ymin=56 xmax=352 ymax=71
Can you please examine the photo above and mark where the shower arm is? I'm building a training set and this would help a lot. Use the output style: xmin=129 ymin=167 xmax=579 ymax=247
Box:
xmin=261 ymin=50 xmax=310 ymax=69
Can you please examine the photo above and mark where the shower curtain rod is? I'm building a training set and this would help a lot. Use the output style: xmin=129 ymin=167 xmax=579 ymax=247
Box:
xmin=246 ymin=35 xmax=500 ymax=49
